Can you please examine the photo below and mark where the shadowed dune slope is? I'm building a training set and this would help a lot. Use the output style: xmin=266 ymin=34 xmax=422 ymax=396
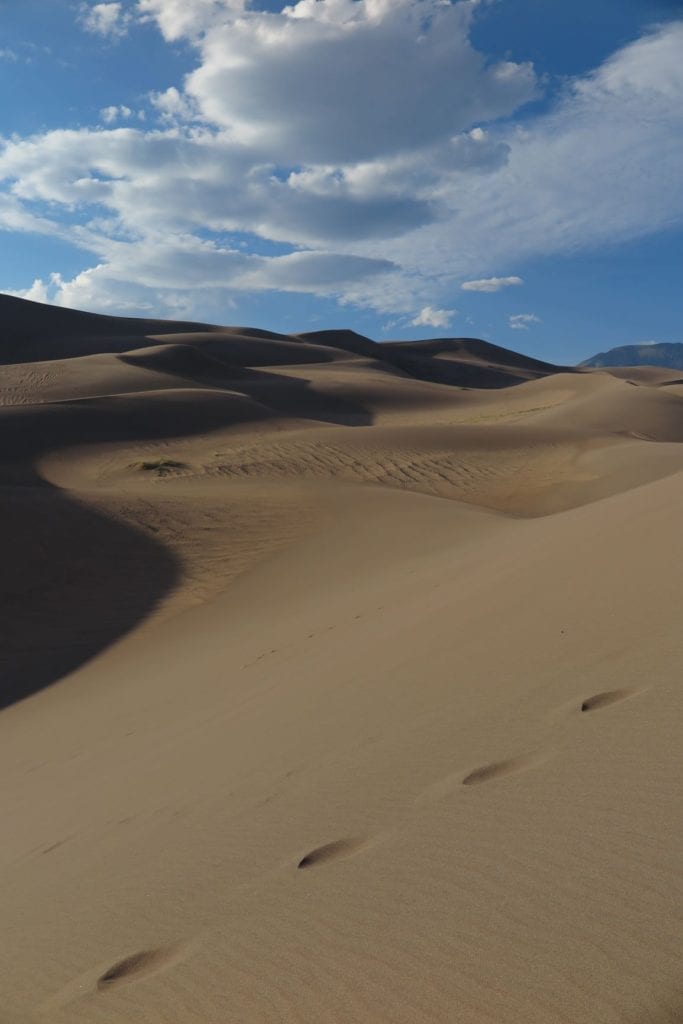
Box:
xmin=297 ymin=329 xmax=572 ymax=387
xmin=1 ymin=294 xmax=683 ymax=1023
xmin=0 ymin=293 xmax=295 ymax=364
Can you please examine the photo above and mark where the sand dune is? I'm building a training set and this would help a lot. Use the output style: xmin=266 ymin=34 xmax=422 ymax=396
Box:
xmin=1 ymin=294 xmax=682 ymax=1023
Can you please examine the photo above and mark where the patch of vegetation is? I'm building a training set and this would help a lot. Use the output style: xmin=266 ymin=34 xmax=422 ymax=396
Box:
xmin=131 ymin=458 xmax=188 ymax=475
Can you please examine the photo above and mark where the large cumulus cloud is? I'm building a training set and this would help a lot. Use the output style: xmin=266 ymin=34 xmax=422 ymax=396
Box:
xmin=181 ymin=0 xmax=536 ymax=163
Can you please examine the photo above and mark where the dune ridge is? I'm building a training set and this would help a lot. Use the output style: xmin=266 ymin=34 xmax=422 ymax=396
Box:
xmin=1 ymin=293 xmax=682 ymax=1023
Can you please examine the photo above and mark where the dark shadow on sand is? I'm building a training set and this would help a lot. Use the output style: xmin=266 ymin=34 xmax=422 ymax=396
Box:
xmin=0 ymin=485 xmax=181 ymax=710
xmin=0 ymin=366 xmax=373 ymax=708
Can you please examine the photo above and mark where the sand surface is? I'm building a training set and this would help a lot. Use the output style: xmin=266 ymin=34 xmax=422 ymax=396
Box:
xmin=1 ymin=295 xmax=682 ymax=1022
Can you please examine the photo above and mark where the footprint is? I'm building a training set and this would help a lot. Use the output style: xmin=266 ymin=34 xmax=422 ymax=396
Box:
xmin=97 ymin=947 xmax=177 ymax=991
xmin=40 ymin=942 xmax=193 ymax=1013
xmin=41 ymin=836 xmax=73 ymax=855
xmin=417 ymin=753 xmax=548 ymax=803
xmin=580 ymin=688 xmax=638 ymax=713
xmin=297 ymin=838 xmax=365 ymax=870
xmin=462 ymin=753 xmax=543 ymax=787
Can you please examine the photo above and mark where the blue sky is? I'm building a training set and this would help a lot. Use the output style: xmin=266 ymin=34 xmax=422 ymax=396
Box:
xmin=1 ymin=0 xmax=682 ymax=363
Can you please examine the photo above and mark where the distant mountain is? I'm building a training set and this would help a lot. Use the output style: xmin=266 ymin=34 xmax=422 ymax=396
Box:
xmin=581 ymin=343 xmax=683 ymax=369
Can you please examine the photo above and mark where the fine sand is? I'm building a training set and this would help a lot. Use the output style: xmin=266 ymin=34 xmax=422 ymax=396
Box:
xmin=1 ymin=294 xmax=682 ymax=1023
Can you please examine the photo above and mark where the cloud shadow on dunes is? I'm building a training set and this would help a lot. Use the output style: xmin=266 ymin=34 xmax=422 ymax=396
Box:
xmin=0 ymin=292 xmax=227 ymax=366
xmin=0 ymin=394 xmax=220 ymax=709
xmin=119 ymin=348 xmax=374 ymax=426
xmin=0 ymin=484 xmax=180 ymax=710
xmin=0 ymin=373 xmax=373 ymax=708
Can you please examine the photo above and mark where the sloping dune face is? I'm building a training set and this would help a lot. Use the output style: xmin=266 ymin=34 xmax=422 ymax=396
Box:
xmin=2 ymin=294 xmax=683 ymax=1024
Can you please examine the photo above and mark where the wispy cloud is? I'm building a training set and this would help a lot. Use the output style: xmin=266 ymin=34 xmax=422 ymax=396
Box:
xmin=461 ymin=276 xmax=523 ymax=292
xmin=508 ymin=313 xmax=541 ymax=330
xmin=353 ymin=21 xmax=683 ymax=310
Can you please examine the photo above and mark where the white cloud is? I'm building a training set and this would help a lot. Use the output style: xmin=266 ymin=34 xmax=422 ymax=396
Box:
xmin=79 ymin=3 xmax=132 ymax=39
xmin=136 ymin=0 xmax=242 ymax=42
xmin=150 ymin=87 xmax=197 ymax=123
xmin=5 ymin=233 xmax=393 ymax=318
xmin=411 ymin=306 xmax=456 ymax=329
xmin=100 ymin=105 xmax=133 ymax=124
xmin=288 ymin=127 xmax=510 ymax=204
xmin=0 ymin=48 xmax=19 ymax=62
xmin=508 ymin=313 xmax=540 ymax=330
xmin=4 ymin=275 xmax=59 ymax=304
xmin=176 ymin=1 xmax=536 ymax=165
xmin=461 ymin=275 xmax=523 ymax=292
xmin=0 ymin=191 xmax=63 ymax=236
xmin=235 ymin=251 xmax=394 ymax=291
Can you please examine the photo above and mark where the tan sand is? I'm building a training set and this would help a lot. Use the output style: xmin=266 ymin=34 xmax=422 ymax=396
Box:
xmin=1 ymin=294 xmax=682 ymax=1023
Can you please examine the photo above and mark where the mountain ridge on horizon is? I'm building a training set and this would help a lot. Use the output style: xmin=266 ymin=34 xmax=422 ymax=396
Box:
xmin=582 ymin=341 xmax=683 ymax=369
